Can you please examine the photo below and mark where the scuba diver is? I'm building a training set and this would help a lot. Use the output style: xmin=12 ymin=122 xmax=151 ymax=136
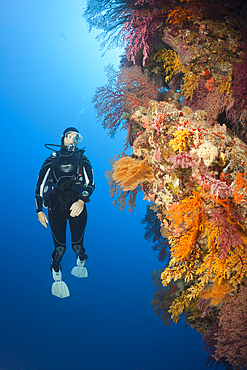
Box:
xmin=35 ymin=127 xmax=95 ymax=298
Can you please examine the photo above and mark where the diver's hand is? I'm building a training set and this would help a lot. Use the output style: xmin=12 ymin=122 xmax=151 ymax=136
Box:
xmin=70 ymin=199 xmax=84 ymax=217
xmin=38 ymin=211 xmax=48 ymax=228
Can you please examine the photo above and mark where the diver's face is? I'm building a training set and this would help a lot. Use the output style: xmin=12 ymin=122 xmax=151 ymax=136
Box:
xmin=64 ymin=132 xmax=79 ymax=146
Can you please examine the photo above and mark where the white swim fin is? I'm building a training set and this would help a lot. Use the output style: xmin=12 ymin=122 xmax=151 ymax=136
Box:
xmin=51 ymin=268 xmax=70 ymax=298
xmin=71 ymin=257 xmax=88 ymax=278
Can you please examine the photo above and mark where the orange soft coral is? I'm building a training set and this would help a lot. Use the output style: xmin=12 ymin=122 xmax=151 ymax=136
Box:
xmin=167 ymin=192 xmax=206 ymax=260
xmin=167 ymin=1 xmax=202 ymax=26
xmin=233 ymin=172 xmax=247 ymax=205
xmin=198 ymin=279 xmax=232 ymax=306
xmin=112 ymin=156 xmax=153 ymax=191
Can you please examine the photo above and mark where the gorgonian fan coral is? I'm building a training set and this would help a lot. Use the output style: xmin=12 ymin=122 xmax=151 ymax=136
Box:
xmin=83 ymin=0 xmax=136 ymax=50
xmin=213 ymin=286 xmax=247 ymax=369
xmin=92 ymin=64 xmax=159 ymax=143
xmin=141 ymin=205 xmax=169 ymax=261
xmin=122 ymin=0 xmax=168 ymax=66
xmin=151 ymin=270 xmax=179 ymax=326
xmin=204 ymin=286 xmax=247 ymax=369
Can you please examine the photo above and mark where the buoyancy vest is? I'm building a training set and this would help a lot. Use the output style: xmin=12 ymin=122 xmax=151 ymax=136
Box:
xmin=43 ymin=149 xmax=86 ymax=209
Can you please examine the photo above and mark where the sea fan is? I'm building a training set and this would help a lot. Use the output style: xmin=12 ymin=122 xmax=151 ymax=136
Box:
xmin=209 ymin=207 xmax=243 ymax=260
xmin=203 ymin=320 xmax=227 ymax=369
xmin=122 ymin=0 xmax=168 ymax=65
xmin=92 ymin=64 xmax=159 ymax=139
xmin=141 ymin=206 xmax=169 ymax=262
xmin=112 ymin=156 xmax=153 ymax=191
xmin=213 ymin=287 xmax=247 ymax=369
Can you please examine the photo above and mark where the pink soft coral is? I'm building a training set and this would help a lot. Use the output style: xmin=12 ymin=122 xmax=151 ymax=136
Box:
xmin=169 ymin=152 xmax=198 ymax=169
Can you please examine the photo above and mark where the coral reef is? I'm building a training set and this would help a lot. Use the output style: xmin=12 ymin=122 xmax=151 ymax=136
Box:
xmin=108 ymin=101 xmax=247 ymax=369
xmin=85 ymin=0 xmax=247 ymax=368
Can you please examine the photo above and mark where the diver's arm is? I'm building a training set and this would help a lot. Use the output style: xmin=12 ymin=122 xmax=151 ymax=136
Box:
xmin=35 ymin=157 xmax=52 ymax=213
xmin=70 ymin=199 xmax=84 ymax=217
xmin=38 ymin=211 xmax=49 ymax=228
xmin=79 ymin=155 xmax=95 ymax=202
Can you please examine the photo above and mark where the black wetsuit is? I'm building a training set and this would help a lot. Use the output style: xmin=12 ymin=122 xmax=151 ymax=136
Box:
xmin=35 ymin=146 xmax=95 ymax=271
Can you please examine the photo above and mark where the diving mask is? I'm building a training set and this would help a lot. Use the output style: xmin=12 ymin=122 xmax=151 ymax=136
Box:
xmin=65 ymin=131 xmax=82 ymax=145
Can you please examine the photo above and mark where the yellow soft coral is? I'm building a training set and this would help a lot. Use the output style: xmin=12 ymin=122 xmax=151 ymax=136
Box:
xmin=181 ymin=72 xmax=200 ymax=99
xmin=154 ymin=48 xmax=199 ymax=98
xmin=218 ymin=68 xmax=232 ymax=95
xmin=170 ymin=129 xmax=189 ymax=153
xmin=154 ymin=49 xmax=184 ymax=83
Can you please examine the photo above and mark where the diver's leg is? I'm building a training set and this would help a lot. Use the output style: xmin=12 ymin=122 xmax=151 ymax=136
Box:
xmin=69 ymin=204 xmax=87 ymax=261
xmin=48 ymin=207 xmax=67 ymax=272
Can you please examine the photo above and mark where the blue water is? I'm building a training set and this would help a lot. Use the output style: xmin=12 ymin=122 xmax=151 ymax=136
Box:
xmin=0 ymin=1 xmax=224 ymax=369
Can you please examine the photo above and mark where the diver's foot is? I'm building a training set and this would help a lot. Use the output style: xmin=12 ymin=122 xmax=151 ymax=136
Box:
xmin=51 ymin=268 xmax=70 ymax=298
xmin=52 ymin=268 xmax=62 ymax=281
xmin=78 ymin=251 xmax=88 ymax=263
xmin=71 ymin=256 xmax=88 ymax=278
xmin=50 ymin=262 xmax=61 ymax=273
